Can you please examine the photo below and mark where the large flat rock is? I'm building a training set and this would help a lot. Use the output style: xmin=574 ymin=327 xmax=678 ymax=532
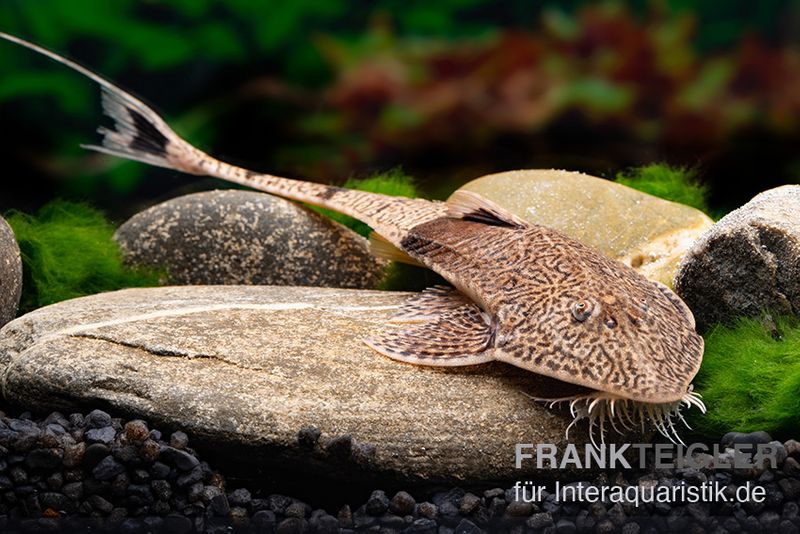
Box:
xmin=0 ymin=286 xmax=620 ymax=485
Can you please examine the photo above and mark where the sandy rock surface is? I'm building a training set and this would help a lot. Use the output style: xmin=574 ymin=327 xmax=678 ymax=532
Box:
xmin=0 ymin=285 xmax=634 ymax=484
xmin=456 ymin=170 xmax=713 ymax=287
xmin=115 ymin=190 xmax=386 ymax=289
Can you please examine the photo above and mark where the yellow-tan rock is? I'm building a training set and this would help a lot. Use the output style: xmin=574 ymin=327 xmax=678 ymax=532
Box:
xmin=455 ymin=169 xmax=714 ymax=287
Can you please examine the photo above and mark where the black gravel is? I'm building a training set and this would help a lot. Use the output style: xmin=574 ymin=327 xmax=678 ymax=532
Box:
xmin=0 ymin=410 xmax=799 ymax=533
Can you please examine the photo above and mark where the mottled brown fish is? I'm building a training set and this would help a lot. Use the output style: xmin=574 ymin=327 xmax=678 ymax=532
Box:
xmin=0 ymin=33 xmax=705 ymax=443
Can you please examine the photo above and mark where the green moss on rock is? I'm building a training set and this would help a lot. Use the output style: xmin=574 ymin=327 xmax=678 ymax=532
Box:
xmin=615 ymin=163 xmax=710 ymax=214
xmin=5 ymin=201 xmax=162 ymax=314
xmin=688 ymin=315 xmax=800 ymax=438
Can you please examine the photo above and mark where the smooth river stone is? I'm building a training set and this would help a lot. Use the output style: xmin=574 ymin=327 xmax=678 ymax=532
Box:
xmin=0 ymin=215 xmax=22 ymax=328
xmin=114 ymin=190 xmax=386 ymax=289
xmin=455 ymin=170 xmax=714 ymax=287
xmin=0 ymin=286 xmax=639 ymax=485
xmin=675 ymin=185 xmax=800 ymax=330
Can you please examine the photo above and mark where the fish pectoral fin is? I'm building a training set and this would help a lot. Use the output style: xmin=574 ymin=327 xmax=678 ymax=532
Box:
xmin=365 ymin=305 xmax=495 ymax=366
xmin=368 ymin=232 xmax=425 ymax=267
xmin=446 ymin=190 xmax=528 ymax=228
xmin=389 ymin=285 xmax=473 ymax=323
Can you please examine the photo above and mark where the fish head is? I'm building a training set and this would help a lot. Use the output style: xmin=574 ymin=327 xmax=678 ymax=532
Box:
xmin=497 ymin=247 xmax=704 ymax=406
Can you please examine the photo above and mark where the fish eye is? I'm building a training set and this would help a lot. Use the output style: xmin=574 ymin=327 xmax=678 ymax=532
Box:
xmin=640 ymin=298 xmax=649 ymax=312
xmin=571 ymin=300 xmax=593 ymax=322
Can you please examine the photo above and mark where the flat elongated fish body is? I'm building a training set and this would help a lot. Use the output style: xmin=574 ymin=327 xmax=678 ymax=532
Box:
xmin=0 ymin=33 xmax=706 ymax=442
xmin=383 ymin=216 xmax=702 ymax=405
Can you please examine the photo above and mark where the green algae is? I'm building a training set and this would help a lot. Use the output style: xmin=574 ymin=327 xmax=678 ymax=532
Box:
xmin=5 ymin=201 xmax=162 ymax=314
xmin=687 ymin=315 xmax=800 ymax=439
xmin=615 ymin=163 xmax=711 ymax=215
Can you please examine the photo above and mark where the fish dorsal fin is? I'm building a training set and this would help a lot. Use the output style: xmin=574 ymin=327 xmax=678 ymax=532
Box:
xmin=446 ymin=190 xmax=528 ymax=228
xmin=365 ymin=300 xmax=495 ymax=366
xmin=368 ymin=232 xmax=425 ymax=267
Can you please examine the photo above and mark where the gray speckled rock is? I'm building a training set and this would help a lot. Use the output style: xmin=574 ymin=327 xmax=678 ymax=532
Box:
xmin=0 ymin=216 xmax=22 ymax=327
xmin=675 ymin=185 xmax=800 ymax=329
xmin=0 ymin=286 xmax=638 ymax=484
xmin=114 ymin=190 xmax=386 ymax=288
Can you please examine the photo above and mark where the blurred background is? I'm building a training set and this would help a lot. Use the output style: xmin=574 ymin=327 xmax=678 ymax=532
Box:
xmin=0 ymin=0 xmax=798 ymax=220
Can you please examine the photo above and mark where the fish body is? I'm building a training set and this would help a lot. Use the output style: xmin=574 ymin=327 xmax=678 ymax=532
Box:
xmin=0 ymin=32 xmax=705 ymax=441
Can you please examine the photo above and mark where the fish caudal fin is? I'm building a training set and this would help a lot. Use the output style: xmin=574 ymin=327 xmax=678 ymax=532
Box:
xmin=0 ymin=31 xmax=203 ymax=175
xmin=0 ymin=32 xmax=449 ymax=245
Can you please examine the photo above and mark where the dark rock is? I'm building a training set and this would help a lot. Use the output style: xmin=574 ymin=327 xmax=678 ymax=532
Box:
xmin=783 ymin=457 xmax=800 ymax=477
xmin=527 ymin=512 xmax=555 ymax=529
xmin=555 ymin=518 xmax=577 ymax=534
xmin=228 ymin=488 xmax=251 ymax=507
xmin=160 ymin=446 xmax=199 ymax=471
xmin=139 ymin=439 xmax=160 ymax=462
xmin=760 ymin=510 xmax=781 ymax=531
xmin=176 ymin=465 xmax=203 ymax=487
xmin=45 ymin=472 xmax=63 ymax=491
xmin=85 ymin=426 xmax=116 ymax=446
xmin=149 ymin=462 xmax=170 ymax=479
xmin=277 ymin=517 xmax=308 ymax=534
xmin=785 ymin=440 xmax=800 ymax=458
xmin=483 ymin=488 xmax=504 ymax=500
xmin=721 ymin=431 xmax=773 ymax=449
xmin=389 ymin=491 xmax=416 ymax=516
xmin=123 ymin=421 xmax=149 ymax=443
xmin=265 ymin=493 xmax=291 ymax=514
xmin=366 ymin=490 xmax=390 ymax=516
xmin=310 ymin=511 xmax=339 ymax=533
xmin=459 ymin=493 xmax=481 ymax=515
xmin=62 ymin=482 xmax=83 ymax=501
xmin=675 ymin=186 xmax=800 ymax=329
xmin=417 ymin=502 xmax=438 ymax=520
xmin=162 ymin=514 xmax=193 ymax=534
xmin=252 ymin=510 xmax=277 ymax=531
xmin=0 ymin=216 xmax=22 ymax=328
xmin=433 ymin=488 xmax=466 ymax=508
xmin=230 ymin=506 xmax=249 ymax=528
xmin=92 ymin=456 xmax=125 ymax=481
xmin=89 ymin=494 xmax=114 ymax=514
xmin=84 ymin=410 xmax=113 ymax=430
xmin=25 ymin=448 xmax=62 ymax=470
xmin=130 ymin=468 xmax=149 ymax=484
xmin=779 ymin=478 xmax=800 ymax=499
xmin=338 ymin=504 xmax=353 ymax=528
xmin=208 ymin=489 xmax=230 ymax=516
xmin=324 ymin=434 xmax=353 ymax=459
xmin=406 ymin=518 xmax=437 ymax=533
xmin=505 ymin=500 xmax=534 ymax=517
xmin=169 ymin=431 xmax=188 ymax=450
xmin=285 ymin=501 xmax=309 ymax=519
xmin=297 ymin=426 xmax=321 ymax=448
xmin=454 ymin=518 xmax=481 ymax=534
xmin=351 ymin=441 xmax=376 ymax=465
xmin=63 ymin=443 xmax=85 ymax=468
xmin=114 ymin=190 xmax=385 ymax=288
